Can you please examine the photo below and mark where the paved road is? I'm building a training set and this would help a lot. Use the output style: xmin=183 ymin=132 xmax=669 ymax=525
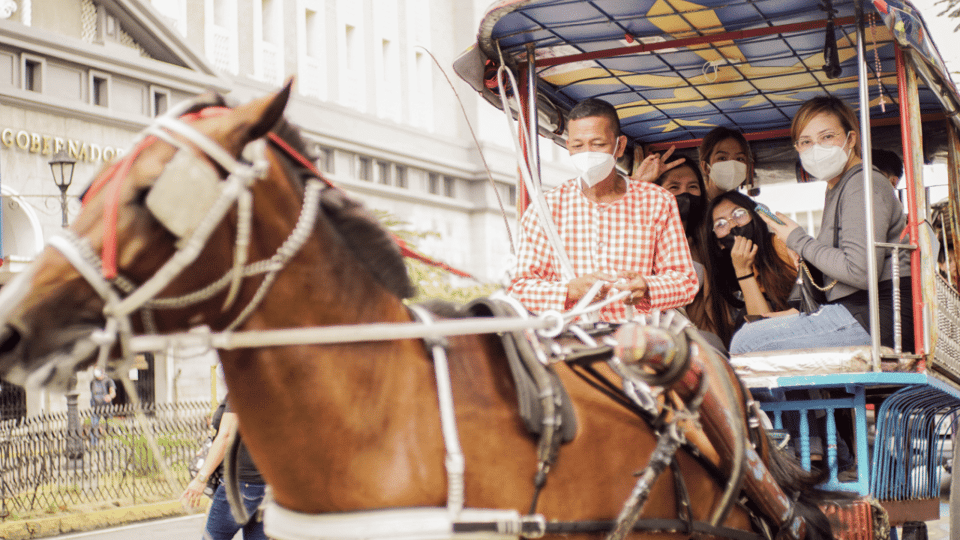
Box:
xmin=926 ymin=501 xmax=950 ymax=540
xmin=44 ymin=506 xmax=953 ymax=539
xmin=47 ymin=514 xmax=214 ymax=540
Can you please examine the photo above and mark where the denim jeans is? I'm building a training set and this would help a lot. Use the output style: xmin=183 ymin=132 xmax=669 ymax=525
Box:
xmin=730 ymin=304 xmax=871 ymax=354
xmin=89 ymin=405 xmax=110 ymax=445
xmin=204 ymin=482 xmax=267 ymax=540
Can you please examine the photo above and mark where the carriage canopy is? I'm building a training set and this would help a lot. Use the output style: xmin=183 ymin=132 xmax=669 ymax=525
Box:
xmin=455 ymin=0 xmax=960 ymax=169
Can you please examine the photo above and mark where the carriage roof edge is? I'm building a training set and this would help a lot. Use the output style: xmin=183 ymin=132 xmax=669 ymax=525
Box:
xmin=453 ymin=0 xmax=960 ymax=166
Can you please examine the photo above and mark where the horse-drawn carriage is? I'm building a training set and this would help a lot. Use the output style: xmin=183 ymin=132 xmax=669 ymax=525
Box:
xmin=0 ymin=0 xmax=954 ymax=539
xmin=454 ymin=0 xmax=960 ymax=537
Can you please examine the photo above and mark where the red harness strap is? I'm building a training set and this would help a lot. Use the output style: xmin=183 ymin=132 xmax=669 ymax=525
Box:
xmin=393 ymin=238 xmax=476 ymax=279
xmin=83 ymin=138 xmax=152 ymax=280
xmin=266 ymin=132 xmax=477 ymax=280
xmin=267 ymin=132 xmax=333 ymax=189
xmin=84 ymin=107 xmax=476 ymax=282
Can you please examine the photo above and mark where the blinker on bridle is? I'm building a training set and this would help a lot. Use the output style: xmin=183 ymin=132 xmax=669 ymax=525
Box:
xmin=53 ymin=103 xmax=333 ymax=376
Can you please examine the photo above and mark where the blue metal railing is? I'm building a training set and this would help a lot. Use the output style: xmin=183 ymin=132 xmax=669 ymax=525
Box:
xmin=871 ymin=384 xmax=960 ymax=500
xmin=754 ymin=372 xmax=960 ymax=499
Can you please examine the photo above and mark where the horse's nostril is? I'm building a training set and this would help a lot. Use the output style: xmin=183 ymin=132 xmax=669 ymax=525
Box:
xmin=0 ymin=325 xmax=22 ymax=356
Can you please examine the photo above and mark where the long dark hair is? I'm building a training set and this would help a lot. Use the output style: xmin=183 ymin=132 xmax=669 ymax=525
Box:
xmin=653 ymin=156 xmax=708 ymax=256
xmin=703 ymin=191 xmax=796 ymax=344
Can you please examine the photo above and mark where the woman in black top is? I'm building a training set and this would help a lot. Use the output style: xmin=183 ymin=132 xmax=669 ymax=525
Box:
xmin=181 ymin=395 xmax=267 ymax=540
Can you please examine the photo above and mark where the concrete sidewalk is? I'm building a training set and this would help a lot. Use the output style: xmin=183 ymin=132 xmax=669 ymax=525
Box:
xmin=0 ymin=500 xmax=196 ymax=539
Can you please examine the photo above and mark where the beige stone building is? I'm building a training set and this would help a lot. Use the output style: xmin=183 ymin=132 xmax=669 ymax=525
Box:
xmin=0 ymin=0 xmax=575 ymax=415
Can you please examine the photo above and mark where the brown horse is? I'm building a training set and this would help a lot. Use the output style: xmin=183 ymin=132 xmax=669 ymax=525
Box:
xmin=0 ymin=84 xmax=833 ymax=539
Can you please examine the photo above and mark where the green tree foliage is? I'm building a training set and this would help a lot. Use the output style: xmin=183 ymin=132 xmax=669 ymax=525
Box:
xmin=371 ymin=210 xmax=502 ymax=304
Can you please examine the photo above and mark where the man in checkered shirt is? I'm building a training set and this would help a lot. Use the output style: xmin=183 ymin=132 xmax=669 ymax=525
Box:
xmin=508 ymin=98 xmax=699 ymax=322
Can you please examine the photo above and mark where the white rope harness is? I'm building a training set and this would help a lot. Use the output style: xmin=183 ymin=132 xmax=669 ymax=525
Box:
xmin=495 ymin=60 xmax=575 ymax=283
xmin=46 ymin=112 xmax=330 ymax=376
xmin=408 ymin=305 xmax=465 ymax=517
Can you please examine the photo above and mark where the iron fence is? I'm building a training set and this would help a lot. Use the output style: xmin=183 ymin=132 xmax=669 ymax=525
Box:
xmin=0 ymin=400 xmax=212 ymax=519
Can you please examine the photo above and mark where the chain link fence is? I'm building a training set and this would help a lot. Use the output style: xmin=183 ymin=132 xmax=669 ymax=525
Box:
xmin=0 ymin=400 xmax=212 ymax=519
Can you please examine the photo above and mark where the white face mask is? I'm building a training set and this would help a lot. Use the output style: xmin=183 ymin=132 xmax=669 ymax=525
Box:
xmin=799 ymin=139 xmax=850 ymax=181
xmin=708 ymin=160 xmax=748 ymax=192
xmin=571 ymin=140 xmax=619 ymax=188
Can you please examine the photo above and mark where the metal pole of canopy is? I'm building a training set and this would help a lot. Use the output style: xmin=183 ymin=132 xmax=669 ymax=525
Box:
xmin=517 ymin=63 xmax=532 ymax=217
xmin=896 ymin=46 xmax=927 ymax=360
xmin=513 ymin=46 xmax=542 ymax=221
xmin=855 ymin=0 xmax=882 ymax=370
xmin=526 ymin=45 xmax=541 ymax=193
xmin=0 ymin=160 xmax=3 ymax=260
xmin=948 ymin=128 xmax=960 ymax=291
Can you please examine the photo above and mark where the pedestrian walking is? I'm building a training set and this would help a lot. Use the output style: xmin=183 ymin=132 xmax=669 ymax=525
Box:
xmin=90 ymin=367 xmax=115 ymax=444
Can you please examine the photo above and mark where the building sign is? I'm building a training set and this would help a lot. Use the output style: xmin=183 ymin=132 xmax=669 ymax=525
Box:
xmin=1 ymin=128 xmax=125 ymax=163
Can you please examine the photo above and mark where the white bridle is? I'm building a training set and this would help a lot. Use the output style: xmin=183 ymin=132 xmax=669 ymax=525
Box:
xmin=42 ymin=109 xmax=328 ymax=380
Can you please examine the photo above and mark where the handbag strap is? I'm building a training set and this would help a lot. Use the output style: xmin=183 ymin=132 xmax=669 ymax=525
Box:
xmin=807 ymin=166 xmax=856 ymax=292
xmin=799 ymin=260 xmax=837 ymax=292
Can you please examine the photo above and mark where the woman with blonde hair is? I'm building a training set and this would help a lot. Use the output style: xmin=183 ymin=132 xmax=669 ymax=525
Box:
xmin=730 ymin=95 xmax=913 ymax=354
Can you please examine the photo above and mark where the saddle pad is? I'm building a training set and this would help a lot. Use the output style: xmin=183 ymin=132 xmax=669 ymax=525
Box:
xmin=414 ymin=298 xmax=577 ymax=443
xmin=465 ymin=298 xmax=578 ymax=443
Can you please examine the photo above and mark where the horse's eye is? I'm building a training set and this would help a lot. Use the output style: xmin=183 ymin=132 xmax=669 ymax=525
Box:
xmin=133 ymin=188 xmax=150 ymax=206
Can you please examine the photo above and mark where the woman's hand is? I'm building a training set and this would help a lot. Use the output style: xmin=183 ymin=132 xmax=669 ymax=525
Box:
xmin=631 ymin=146 xmax=682 ymax=183
xmin=730 ymin=236 xmax=757 ymax=277
xmin=759 ymin=211 xmax=800 ymax=243
xmin=180 ymin=477 xmax=206 ymax=509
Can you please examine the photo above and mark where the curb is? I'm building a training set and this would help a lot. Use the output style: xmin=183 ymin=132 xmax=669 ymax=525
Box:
xmin=0 ymin=500 xmax=198 ymax=539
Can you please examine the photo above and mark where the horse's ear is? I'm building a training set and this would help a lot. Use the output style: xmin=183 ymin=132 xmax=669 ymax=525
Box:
xmin=223 ymin=78 xmax=293 ymax=152
xmin=246 ymin=78 xmax=293 ymax=141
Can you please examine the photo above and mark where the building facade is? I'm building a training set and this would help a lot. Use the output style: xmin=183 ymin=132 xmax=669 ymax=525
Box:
xmin=0 ymin=0 xmax=575 ymax=414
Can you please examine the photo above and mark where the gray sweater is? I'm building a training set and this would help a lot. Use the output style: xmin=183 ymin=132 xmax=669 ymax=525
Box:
xmin=786 ymin=164 xmax=910 ymax=302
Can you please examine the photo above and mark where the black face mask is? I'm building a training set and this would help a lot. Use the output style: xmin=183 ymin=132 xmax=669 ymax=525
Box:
xmin=674 ymin=193 xmax=704 ymax=232
xmin=718 ymin=221 xmax=755 ymax=250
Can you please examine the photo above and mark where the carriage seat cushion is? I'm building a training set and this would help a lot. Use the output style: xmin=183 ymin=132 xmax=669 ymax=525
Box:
xmin=730 ymin=345 xmax=914 ymax=388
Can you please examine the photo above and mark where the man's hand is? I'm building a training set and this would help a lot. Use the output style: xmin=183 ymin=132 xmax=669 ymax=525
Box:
xmin=612 ymin=271 xmax=649 ymax=305
xmin=566 ymin=272 xmax=616 ymax=305
xmin=729 ymin=236 xmax=758 ymax=277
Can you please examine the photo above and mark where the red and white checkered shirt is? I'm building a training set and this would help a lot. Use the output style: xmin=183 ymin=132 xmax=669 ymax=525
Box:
xmin=508 ymin=177 xmax=698 ymax=322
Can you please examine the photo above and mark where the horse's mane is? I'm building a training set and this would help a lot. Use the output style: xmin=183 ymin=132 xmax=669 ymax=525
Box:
xmin=180 ymin=93 xmax=415 ymax=300
xmin=270 ymin=109 xmax=415 ymax=300
xmin=762 ymin=431 xmax=852 ymax=540
xmin=317 ymin=187 xmax=416 ymax=299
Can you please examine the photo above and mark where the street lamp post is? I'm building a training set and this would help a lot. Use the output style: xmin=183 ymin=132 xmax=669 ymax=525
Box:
xmin=65 ymin=374 xmax=84 ymax=471
xmin=48 ymin=149 xmax=76 ymax=228
xmin=52 ymin=149 xmax=81 ymax=469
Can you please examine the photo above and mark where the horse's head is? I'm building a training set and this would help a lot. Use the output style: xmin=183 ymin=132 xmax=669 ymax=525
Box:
xmin=0 ymin=83 xmax=295 ymax=389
